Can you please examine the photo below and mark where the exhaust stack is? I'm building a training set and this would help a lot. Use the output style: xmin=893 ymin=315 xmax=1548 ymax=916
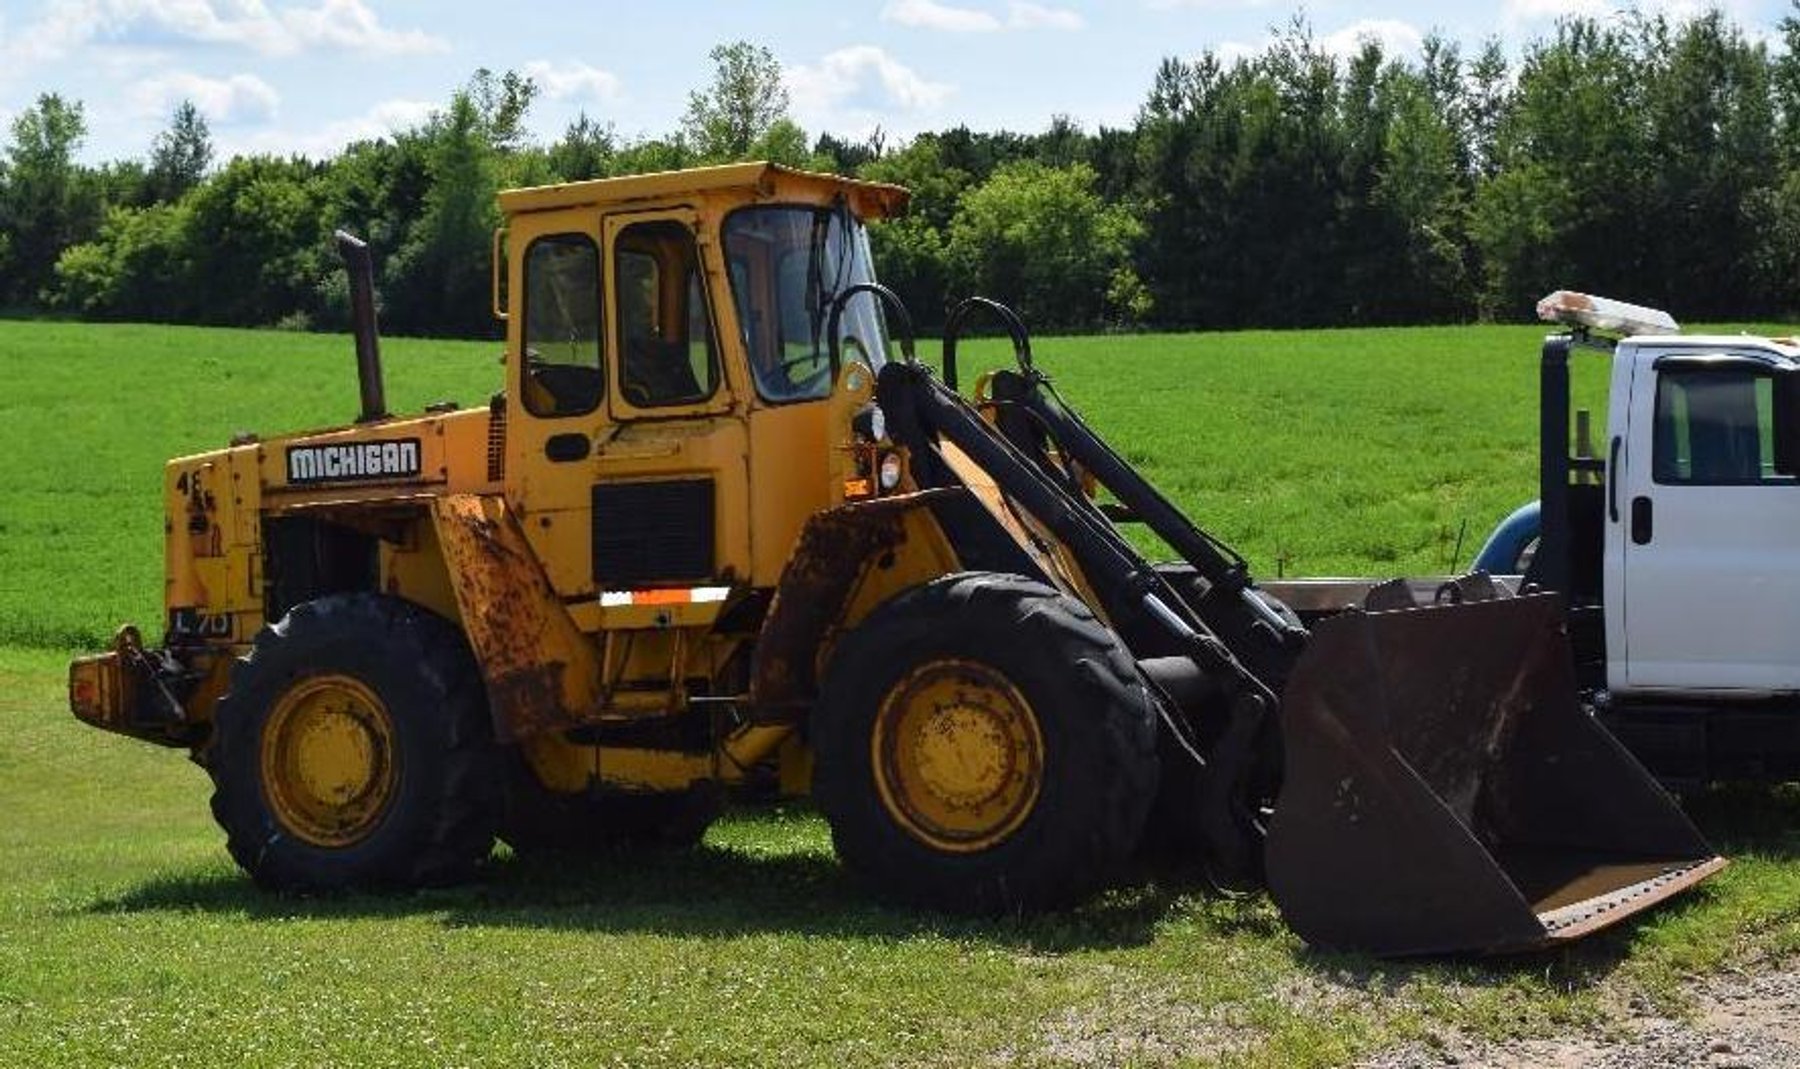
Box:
xmin=335 ymin=229 xmax=387 ymax=423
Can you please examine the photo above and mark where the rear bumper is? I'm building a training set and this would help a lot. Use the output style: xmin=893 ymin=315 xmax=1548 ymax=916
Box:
xmin=69 ymin=627 xmax=204 ymax=748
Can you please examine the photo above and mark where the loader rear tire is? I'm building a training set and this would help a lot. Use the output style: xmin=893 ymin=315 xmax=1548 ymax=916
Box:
xmin=207 ymin=594 xmax=499 ymax=892
xmin=814 ymin=572 xmax=1159 ymax=912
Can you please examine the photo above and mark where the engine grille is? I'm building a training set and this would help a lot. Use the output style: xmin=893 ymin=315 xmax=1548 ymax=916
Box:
xmin=486 ymin=394 xmax=506 ymax=482
xmin=592 ymin=479 xmax=715 ymax=586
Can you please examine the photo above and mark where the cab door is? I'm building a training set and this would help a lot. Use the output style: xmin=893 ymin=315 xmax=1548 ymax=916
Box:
xmin=505 ymin=221 xmax=612 ymax=598
xmin=1615 ymin=353 xmax=1800 ymax=691
xmin=590 ymin=208 xmax=751 ymax=597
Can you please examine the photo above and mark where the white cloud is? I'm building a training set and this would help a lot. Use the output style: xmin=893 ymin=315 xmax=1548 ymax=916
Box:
xmin=789 ymin=45 xmax=954 ymax=112
xmin=226 ymin=96 xmax=433 ymax=158
xmin=1501 ymin=0 xmax=1759 ymax=30
xmin=5 ymin=0 xmax=446 ymax=69
xmin=881 ymin=0 xmax=1083 ymax=32
xmin=130 ymin=70 xmax=280 ymax=124
xmin=1147 ymin=0 xmax=1278 ymax=10
xmin=1501 ymin=0 xmax=1609 ymax=26
xmin=787 ymin=45 xmax=953 ymax=137
xmin=523 ymin=60 xmax=623 ymax=104
xmin=882 ymin=0 xmax=1002 ymax=32
xmin=269 ymin=0 xmax=448 ymax=55
xmin=1213 ymin=40 xmax=1262 ymax=66
xmin=1007 ymin=2 xmax=1083 ymax=30
xmin=1209 ymin=18 xmax=1425 ymax=67
xmin=1320 ymin=18 xmax=1426 ymax=60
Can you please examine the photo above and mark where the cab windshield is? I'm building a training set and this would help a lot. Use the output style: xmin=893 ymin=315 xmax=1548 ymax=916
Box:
xmin=723 ymin=203 xmax=891 ymax=403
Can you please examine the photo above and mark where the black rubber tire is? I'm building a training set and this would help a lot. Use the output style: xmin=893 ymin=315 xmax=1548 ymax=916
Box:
xmin=813 ymin=572 xmax=1160 ymax=912
xmin=499 ymin=760 xmax=721 ymax=854
xmin=208 ymin=593 xmax=500 ymax=891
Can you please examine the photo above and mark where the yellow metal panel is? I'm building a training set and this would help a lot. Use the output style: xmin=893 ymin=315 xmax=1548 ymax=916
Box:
xmin=258 ymin=414 xmax=451 ymax=495
xmin=597 ymin=747 xmax=714 ymax=791
xmin=746 ymin=401 xmax=832 ymax=586
xmin=430 ymin=494 xmax=602 ymax=740
xmin=521 ymin=732 xmax=597 ymax=793
xmin=68 ymin=651 xmax=128 ymax=731
xmin=498 ymin=162 xmax=909 ymax=221
xmin=380 ymin=519 xmax=461 ymax=625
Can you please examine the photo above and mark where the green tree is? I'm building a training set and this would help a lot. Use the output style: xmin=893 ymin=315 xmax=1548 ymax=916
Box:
xmin=682 ymin=41 xmax=792 ymax=160
xmin=1469 ymin=19 xmax=1646 ymax=317
xmin=466 ymin=68 xmax=540 ymax=153
xmin=0 ymin=94 xmax=101 ymax=305
xmin=147 ymin=100 xmax=213 ymax=204
xmin=547 ymin=113 xmax=617 ymax=180
xmin=51 ymin=201 xmax=195 ymax=320
xmin=383 ymin=91 xmax=500 ymax=336
xmin=182 ymin=154 xmax=327 ymax=326
xmin=944 ymin=161 xmax=1147 ymax=329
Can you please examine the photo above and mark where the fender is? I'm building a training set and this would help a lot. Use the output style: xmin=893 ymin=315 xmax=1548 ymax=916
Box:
xmin=430 ymin=493 xmax=603 ymax=742
xmin=749 ymin=489 xmax=964 ymax=709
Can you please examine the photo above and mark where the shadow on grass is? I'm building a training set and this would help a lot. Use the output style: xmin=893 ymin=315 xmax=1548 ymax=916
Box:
xmin=1684 ymin=781 xmax=1800 ymax=861
xmin=84 ymin=833 xmax=1196 ymax=953
xmin=84 ymin=784 xmax=1798 ymax=971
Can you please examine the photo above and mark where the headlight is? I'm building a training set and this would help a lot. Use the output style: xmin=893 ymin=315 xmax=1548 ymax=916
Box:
xmin=879 ymin=453 xmax=904 ymax=491
xmin=852 ymin=403 xmax=886 ymax=442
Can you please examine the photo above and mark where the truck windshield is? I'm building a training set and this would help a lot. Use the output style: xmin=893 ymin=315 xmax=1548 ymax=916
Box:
xmin=723 ymin=203 xmax=890 ymax=403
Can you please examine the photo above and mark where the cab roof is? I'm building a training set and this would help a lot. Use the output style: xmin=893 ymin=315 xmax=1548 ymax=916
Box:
xmin=1626 ymin=334 xmax=1800 ymax=360
xmin=497 ymin=161 xmax=910 ymax=221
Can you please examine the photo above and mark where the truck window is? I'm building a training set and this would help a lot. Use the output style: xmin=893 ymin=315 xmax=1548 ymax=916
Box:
xmin=615 ymin=220 xmax=719 ymax=408
xmin=1653 ymin=369 xmax=1787 ymax=484
xmin=522 ymin=233 xmax=603 ymax=418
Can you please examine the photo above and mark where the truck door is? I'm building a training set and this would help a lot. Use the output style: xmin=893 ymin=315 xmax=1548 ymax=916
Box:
xmin=1616 ymin=353 xmax=1800 ymax=691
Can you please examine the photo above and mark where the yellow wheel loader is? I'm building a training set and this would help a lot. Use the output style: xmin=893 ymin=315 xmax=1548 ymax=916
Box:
xmin=68 ymin=163 xmax=1723 ymax=955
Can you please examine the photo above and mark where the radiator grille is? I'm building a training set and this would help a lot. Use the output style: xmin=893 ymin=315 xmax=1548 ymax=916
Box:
xmin=592 ymin=479 xmax=715 ymax=586
xmin=486 ymin=394 xmax=506 ymax=482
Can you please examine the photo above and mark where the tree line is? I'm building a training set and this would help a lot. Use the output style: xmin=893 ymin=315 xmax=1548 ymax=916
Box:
xmin=3 ymin=11 xmax=1800 ymax=338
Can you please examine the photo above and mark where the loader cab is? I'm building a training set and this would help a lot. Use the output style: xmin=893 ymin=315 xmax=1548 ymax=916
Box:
xmin=495 ymin=163 xmax=909 ymax=606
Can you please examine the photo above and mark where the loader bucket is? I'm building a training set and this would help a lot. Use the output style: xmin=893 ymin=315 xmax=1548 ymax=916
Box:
xmin=1263 ymin=594 xmax=1724 ymax=956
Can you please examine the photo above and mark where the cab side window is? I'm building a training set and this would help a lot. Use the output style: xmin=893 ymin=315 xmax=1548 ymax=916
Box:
xmin=616 ymin=221 xmax=720 ymax=408
xmin=522 ymin=233 xmax=603 ymax=418
xmin=1654 ymin=369 xmax=1787 ymax=484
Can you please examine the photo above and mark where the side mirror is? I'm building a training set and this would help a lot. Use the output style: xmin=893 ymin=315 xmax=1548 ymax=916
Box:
xmin=1774 ymin=367 xmax=1800 ymax=477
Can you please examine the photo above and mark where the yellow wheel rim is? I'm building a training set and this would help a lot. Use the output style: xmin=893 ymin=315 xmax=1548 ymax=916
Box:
xmin=259 ymin=673 xmax=397 ymax=847
xmin=872 ymin=659 xmax=1044 ymax=853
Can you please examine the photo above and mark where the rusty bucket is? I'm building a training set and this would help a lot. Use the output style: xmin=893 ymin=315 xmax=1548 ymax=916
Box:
xmin=1263 ymin=594 xmax=1724 ymax=956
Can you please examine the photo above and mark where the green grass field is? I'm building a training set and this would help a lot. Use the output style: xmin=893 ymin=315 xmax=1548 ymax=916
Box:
xmin=1 ymin=319 xmax=1796 ymax=1066
xmin=0 ymin=317 xmax=1617 ymax=648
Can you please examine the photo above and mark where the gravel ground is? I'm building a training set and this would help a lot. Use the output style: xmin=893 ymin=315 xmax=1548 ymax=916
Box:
xmin=1359 ymin=963 xmax=1800 ymax=1069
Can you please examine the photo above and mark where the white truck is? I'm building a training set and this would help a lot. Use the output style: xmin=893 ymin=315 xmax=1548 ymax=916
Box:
xmin=1271 ymin=292 xmax=1800 ymax=787
xmin=1503 ymin=292 xmax=1800 ymax=785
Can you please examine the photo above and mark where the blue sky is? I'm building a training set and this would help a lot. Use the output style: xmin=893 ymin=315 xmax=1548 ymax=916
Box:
xmin=0 ymin=0 xmax=1791 ymax=165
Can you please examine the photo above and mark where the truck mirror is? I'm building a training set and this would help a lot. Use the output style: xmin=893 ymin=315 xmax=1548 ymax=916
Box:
xmin=1774 ymin=368 xmax=1800 ymax=477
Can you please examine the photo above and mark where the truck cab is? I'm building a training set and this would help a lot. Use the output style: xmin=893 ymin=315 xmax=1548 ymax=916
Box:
xmin=1511 ymin=292 xmax=1800 ymax=783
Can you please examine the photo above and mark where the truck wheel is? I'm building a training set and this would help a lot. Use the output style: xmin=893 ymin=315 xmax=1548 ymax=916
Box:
xmin=208 ymin=593 xmax=499 ymax=891
xmin=814 ymin=572 xmax=1159 ymax=912
xmin=499 ymin=761 xmax=721 ymax=854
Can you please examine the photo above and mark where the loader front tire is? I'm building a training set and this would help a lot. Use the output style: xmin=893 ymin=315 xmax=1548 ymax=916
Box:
xmin=208 ymin=593 xmax=499 ymax=892
xmin=814 ymin=572 xmax=1159 ymax=912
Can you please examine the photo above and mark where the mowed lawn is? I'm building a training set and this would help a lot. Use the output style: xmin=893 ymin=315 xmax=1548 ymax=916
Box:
xmin=0 ymin=318 xmax=1796 ymax=1067
xmin=0 ymin=316 xmax=1617 ymax=649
